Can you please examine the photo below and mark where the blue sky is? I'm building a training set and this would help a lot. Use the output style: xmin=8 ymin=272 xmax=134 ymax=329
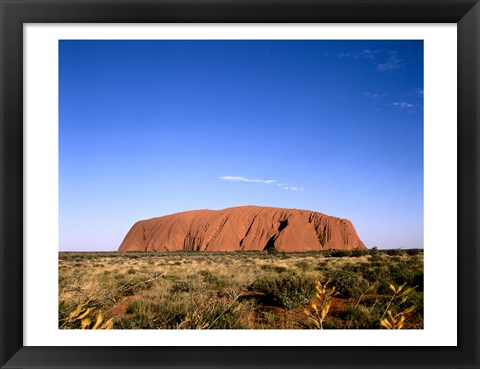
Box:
xmin=59 ymin=40 xmax=423 ymax=251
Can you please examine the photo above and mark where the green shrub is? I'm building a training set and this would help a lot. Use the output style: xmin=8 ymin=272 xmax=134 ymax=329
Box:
xmin=413 ymin=271 xmax=424 ymax=292
xmin=329 ymin=249 xmax=352 ymax=258
xmin=407 ymin=248 xmax=423 ymax=256
xmin=265 ymin=245 xmax=278 ymax=255
xmin=369 ymin=247 xmax=379 ymax=257
xmin=197 ymin=300 xmax=249 ymax=329
xmin=114 ymin=314 xmax=157 ymax=329
xmin=330 ymin=270 xmax=369 ymax=298
xmin=350 ymin=248 xmax=368 ymax=257
xmin=250 ymin=274 xmax=316 ymax=310
xmin=197 ymin=269 xmax=228 ymax=289
xmin=322 ymin=316 xmax=344 ymax=329
xmin=386 ymin=249 xmax=403 ymax=256
xmin=388 ymin=259 xmax=423 ymax=290
xmin=170 ymin=279 xmax=196 ymax=294
xmin=315 ymin=261 xmax=329 ymax=270
xmin=294 ymin=260 xmax=310 ymax=272
xmin=345 ymin=305 xmax=373 ymax=328
xmin=121 ymin=299 xmax=188 ymax=329
xmin=408 ymin=290 xmax=424 ymax=316
xmin=260 ymin=264 xmax=288 ymax=273
xmin=125 ymin=299 xmax=150 ymax=314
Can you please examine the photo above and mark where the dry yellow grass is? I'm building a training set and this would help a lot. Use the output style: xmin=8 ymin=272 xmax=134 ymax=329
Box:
xmin=59 ymin=250 xmax=424 ymax=329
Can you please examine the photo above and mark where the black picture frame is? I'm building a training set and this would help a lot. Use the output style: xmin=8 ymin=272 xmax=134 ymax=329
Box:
xmin=1 ymin=1 xmax=479 ymax=368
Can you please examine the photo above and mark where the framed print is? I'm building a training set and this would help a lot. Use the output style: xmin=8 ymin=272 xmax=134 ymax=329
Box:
xmin=1 ymin=0 xmax=479 ymax=368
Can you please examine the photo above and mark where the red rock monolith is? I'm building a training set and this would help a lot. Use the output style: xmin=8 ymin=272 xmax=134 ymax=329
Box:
xmin=118 ymin=206 xmax=366 ymax=252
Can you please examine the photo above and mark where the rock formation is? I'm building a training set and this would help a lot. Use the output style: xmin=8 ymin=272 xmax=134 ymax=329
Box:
xmin=118 ymin=206 xmax=366 ymax=252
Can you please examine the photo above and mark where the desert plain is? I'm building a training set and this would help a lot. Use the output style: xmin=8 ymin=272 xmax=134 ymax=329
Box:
xmin=59 ymin=248 xmax=423 ymax=330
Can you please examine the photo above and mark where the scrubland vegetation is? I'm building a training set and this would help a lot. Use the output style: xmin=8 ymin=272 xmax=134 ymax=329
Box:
xmin=59 ymin=248 xmax=423 ymax=329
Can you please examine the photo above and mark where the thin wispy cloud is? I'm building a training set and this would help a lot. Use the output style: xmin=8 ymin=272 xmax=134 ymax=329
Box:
xmin=391 ymin=101 xmax=414 ymax=109
xmin=364 ymin=92 xmax=387 ymax=102
xmin=286 ymin=186 xmax=304 ymax=191
xmin=377 ymin=51 xmax=404 ymax=71
xmin=336 ymin=49 xmax=407 ymax=73
xmin=218 ymin=176 xmax=276 ymax=184
xmin=365 ymin=90 xmax=421 ymax=113
xmin=277 ymin=183 xmax=303 ymax=191
xmin=218 ymin=176 xmax=303 ymax=191
xmin=390 ymin=101 xmax=417 ymax=114
xmin=337 ymin=49 xmax=378 ymax=60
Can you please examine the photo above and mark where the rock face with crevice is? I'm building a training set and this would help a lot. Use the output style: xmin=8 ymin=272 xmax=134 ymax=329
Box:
xmin=118 ymin=206 xmax=366 ymax=252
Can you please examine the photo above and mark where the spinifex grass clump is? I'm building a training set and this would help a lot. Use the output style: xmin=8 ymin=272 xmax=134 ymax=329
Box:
xmin=118 ymin=291 xmax=250 ymax=329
